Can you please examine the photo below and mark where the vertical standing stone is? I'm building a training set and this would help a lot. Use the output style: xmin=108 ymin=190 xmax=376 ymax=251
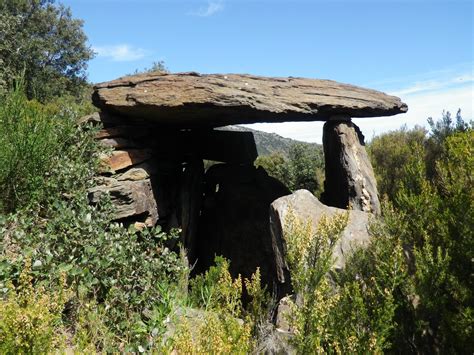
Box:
xmin=196 ymin=164 xmax=291 ymax=292
xmin=178 ymin=158 xmax=204 ymax=263
xmin=321 ymin=120 xmax=381 ymax=215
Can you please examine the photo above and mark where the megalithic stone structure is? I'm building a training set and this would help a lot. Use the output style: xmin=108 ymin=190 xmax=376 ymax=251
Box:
xmin=85 ymin=71 xmax=407 ymax=295
xmin=321 ymin=119 xmax=381 ymax=215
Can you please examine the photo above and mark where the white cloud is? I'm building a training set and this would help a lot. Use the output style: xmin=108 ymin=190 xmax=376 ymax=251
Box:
xmin=358 ymin=84 xmax=473 ymax=139
xmin=392 ymin=73 xmax=474 ymax=96
xmin=191 ymin=1 xmax=224 ymax=17
xmin=93 ymin=44 xmax=147 ymax=62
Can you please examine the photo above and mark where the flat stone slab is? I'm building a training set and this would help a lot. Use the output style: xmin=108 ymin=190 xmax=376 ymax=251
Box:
xmin=93 ymin=72 xmax=407 ymax=127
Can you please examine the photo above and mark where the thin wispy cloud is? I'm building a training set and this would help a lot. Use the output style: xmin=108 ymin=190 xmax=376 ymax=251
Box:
xmin=93 ymin=44 xmax=147 ymax=62
xmin=392 ymin=73 xmax=473 ymax=96
xmin=191 ymin=1 xmax=224 ymax=17
xmin=353 ymin=67 xmax=473 ymax=141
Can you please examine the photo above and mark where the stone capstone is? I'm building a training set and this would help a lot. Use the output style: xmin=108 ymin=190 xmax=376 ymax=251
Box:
xmin=321 ymin=120 xmax=381 ymax=214
xmin=270 ymin=189 xmax=373 ymax=295
xmin=88 ymin=178 xmax=159 ymax=225
xmin=93 ymin=72 xmax=408 ymax=127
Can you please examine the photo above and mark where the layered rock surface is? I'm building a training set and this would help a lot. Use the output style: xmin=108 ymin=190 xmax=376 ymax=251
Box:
xmin=322 ymin=120 xmax=381 ymax=214
xmin=270 ymin=189 xmax=372 ymax=295
xmin=88 ymin=178 xmax=159 ymax=226
xmin=93 ymin=72 xmax=407 ymax=127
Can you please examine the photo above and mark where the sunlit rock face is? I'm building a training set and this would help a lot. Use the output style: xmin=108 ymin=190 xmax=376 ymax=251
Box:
xmin=92 ymin=72 xmax=407 ymax=127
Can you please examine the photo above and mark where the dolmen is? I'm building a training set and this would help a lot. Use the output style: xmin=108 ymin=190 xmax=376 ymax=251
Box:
xmin=84 ymin=72 xmax=407 ymax=297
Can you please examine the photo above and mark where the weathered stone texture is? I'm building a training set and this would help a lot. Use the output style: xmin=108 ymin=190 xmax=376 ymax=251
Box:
xmin=93 ymin=72 xmax=407 ymax=127
xmin=88 ymin=178 xmax=159 ymax=225
xmin=270 ymin=189 xmax=372 ymax=294
xmin=321 ymin=120 xmax=381 ymax=215
xmin=100 ymin=149 xmax=152 ymax=172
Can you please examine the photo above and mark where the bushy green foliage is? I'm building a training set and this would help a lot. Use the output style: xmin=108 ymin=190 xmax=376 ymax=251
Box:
xmin=130 ymin=60 xmax=168 ymax=75
xmin=284 ymin=211 xmax=399 ymax=353
xmin=393 ymin=130 xmax=473 ymax=352
xmin=256 ymin=143 xmax=324 ymax=196
xmin=368 ymin=125 xmax=427 ymax=200
xmin=369 ymin=110 xmax=472 ymax=202
xmin=425 ymin=109 xmax=473 ymax=179
xmin=284 ymin=119 xmax=472 ymax=352
xmin=366 ymin=113 xmax=473 ymax=352
xmin=0 ymin=84 xmax=189 ymax=352
xmin=189 ymin=256 xmax=244 ymax=317
xmin=167 ymin=256 xmax=269 ymax=353
xmin=0 ymin=259 xmax=68 ymax=354
xmin=1 ymin=191 xmax=188 ymax=352
xmin=0 ymin=0 xmax=94 ymax=101
xmin=0 ymin=83 xmax=64 ymax=212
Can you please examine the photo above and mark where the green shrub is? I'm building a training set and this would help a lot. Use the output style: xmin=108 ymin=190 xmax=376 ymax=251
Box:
xmin=0 ymin=83 xmax=188 ymax=352
xmin=361 ymin=124 xmax=473 ymax=352
xmin=0 ymin=83 xmax=63 ymax=212
xmin=1 ymin=203 xmax=188 ymax=352
xmin=189 ymin=257 xmax=244 ymax=317
xmin=0 ymin=81 xmax=97 ymax=213
xmin=0 ymin=259 xmax=68 ymax=354
xmin=165 ymin=256 xmax=269 ymax=353
xmin=391 ymin=129 xmax=473 ymax=352
xmin=255 ymin=143 xmax=325 ymax=196
xmin=283 ymin=210 xmax=409 ymax=353
xmin=368 ymin=125 xmax=427 ymax=200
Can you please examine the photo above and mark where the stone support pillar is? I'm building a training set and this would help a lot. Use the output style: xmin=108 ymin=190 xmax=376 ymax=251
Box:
xmin=321 ymin=119 xmax=381 ymax=215
xmin=178 ymin=158 xmax=204 ymax=263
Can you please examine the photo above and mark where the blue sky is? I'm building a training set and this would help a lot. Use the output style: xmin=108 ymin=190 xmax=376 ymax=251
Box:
xmin=66 ymin=0 xmax=473 ymax=143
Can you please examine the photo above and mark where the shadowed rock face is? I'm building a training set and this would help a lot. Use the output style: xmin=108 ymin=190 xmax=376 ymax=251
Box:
xmin=321 ymin=121 xmax=381 ymax=215
xmin=196 ymin=164 xmax=291 ymax=292
xmin=93 ymin=72 xmax=407 ymax=127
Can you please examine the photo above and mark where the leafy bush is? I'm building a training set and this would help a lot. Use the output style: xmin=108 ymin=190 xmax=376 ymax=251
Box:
xmin=1 ymin=199 xmax=188 ymax=351
xmin=363 ymin=118 xmax=473 ymax=352
xmin=0 ymin=84 xmax=187 ymax=352
xmin=283 ymin=209 xmax=414 ymax=353
xmin=0 ymin=259 xmax=68 ymax=354
xmin=391 ymin=129 xmax=473 ymax=352
xmin=0 ymin=83 xmax=64 ymax=212
xmin=165 ymin=256 xmax=269 ymax=353
xmin=368 ymin=125 xmax=427 ymax=200
xmin=255 ymin=143 xmax=324 ymax=196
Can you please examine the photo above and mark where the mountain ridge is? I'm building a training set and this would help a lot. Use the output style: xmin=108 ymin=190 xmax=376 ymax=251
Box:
xmin=219 ymin=125 xmax=322 ymax=157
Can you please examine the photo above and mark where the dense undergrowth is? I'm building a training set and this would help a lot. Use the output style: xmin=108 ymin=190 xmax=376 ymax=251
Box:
xmin=0 ymin=84 xmax=270 ymax=353
xmin=0 ymin=82 xmax=472 ymax=353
